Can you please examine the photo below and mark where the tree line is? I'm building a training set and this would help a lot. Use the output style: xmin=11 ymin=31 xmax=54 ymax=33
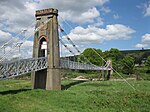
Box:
xmin=72 ymin=48 xmax=150 ymax=75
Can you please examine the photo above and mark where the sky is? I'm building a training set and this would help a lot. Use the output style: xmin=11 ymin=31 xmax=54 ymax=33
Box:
xmin=0 ymin=0 xmax=150 ymax=59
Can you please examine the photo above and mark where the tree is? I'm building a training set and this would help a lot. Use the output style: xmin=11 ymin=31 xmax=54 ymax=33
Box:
xmin=145 ymin=56 xmax=150 ymax=67
xmin=104 ymin=48 xmax=122 ymax=71
xmin=104 ymin=48 xmax=121 ymax=61
xmin=78 ymin=48 xmax=103 ymax=66
xmin=145 ymin=56 xmax=150 ymax=73
xmin=121 ymin=55 xmax=135 ymax=75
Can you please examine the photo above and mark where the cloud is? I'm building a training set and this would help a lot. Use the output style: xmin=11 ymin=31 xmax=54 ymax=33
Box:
xmin=0 ymin=0 xmax=110 ymax=58
xmin=14 ymin=40 xmax=33 ymax=58
xmin=60 ymin=42 xmax=85 ymax=57
xmin=100 ymin=7 xmax=111 ymax=13
xmin=135 ymin=33 xmax=150 ymax=49
xmin=0 ymin=0 xmax=35 ymax=33
xmin=60 ymin=7 xmax=101 ymax=24
xmin=0 ymin=0 xmax=109 ymax=34
xmin=37 ymin=0 xmax=109 ymax=12
xmin=22 ymin=40 xmax=33 ymax=48
xmin=0 ymin=0 xmax=110 ymax=36
xmin=1 ymin=40 xmax=33 ymax=60
xmin=80 ymin=7 xmax=100 ymax=23
xmin=64 ymin=24 xmax=135 ymax=45
xmin=20 ymin=40 xmax=33 ymax=58
xmin=0 ymin=30 xmax=12 ymax=45
xmin=113 ymin=14 xmax=120 ymax=19
xmin=55 ymin=0 xmax=108 ymax=24
xmin=60 ymin=43 xmax=77 ymax=57
xmin=144 ymin=1 xmax=150 ymax=16
xmin=142 ymin=34 xmax=150 ymax=43
xmin=135 ymin=43 xmax=148 ymax=48
xmin=92 ymin=17 xmax=104 ymax=27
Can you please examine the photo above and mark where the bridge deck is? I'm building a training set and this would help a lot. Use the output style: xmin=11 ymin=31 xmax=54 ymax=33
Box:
xmin=0 ymin=57 xmax=111 ymax=79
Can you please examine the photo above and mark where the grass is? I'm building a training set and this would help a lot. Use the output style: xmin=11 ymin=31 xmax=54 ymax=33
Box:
xmin=0 ymin=79 xmax=150 ymax=112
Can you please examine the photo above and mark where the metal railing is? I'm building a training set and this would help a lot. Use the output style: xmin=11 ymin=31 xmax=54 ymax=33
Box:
xmin=60 ymin=59 xmax=111 ymax=70
xmin=0 ymin=57 xmax=47 ymax=79
xmin=0 ymin=57 xmax=111 ymax=79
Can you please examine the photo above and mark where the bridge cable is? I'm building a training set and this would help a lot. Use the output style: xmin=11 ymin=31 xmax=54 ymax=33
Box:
xmin=0 ymin=18 xmax=52 ymax=62
xmin=0 ymin=20 xmax=36 ymax=62
xmin=91 ymin=48 xmax=136 ymax=91
xmin=0 ymin=20 xmax=36 ymax=50
xmin=59 ymin=16 xmax=136 ymax=91
xmin=59 ymin=24 xmax=97 ymax=67
xmin=59 ymin=38 xmax=86 ymax=64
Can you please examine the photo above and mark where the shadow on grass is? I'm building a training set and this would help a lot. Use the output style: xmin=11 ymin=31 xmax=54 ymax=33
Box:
xmin=0 ymin=89 xmax=31 ymax=95
xmin=61 ymin=80 xmax=86 ymax=90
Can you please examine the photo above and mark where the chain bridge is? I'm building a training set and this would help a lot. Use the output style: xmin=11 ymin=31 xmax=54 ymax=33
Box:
xmin=0 ymin=57 xmax=111 ymax=79
xmin=0 ymin=8 xmax=112 ymax=90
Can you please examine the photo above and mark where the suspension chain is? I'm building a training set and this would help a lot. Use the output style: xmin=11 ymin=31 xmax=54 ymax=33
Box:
xmin=59 ymin=38 xmax=85 ymax=63
xmin=59 ymin=24 xmax=97 ymax=66
xmin=0 ymin=17 xmax=53 ymax=62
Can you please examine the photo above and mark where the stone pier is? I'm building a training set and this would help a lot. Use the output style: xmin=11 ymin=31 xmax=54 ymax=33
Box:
xmin=32 ymin=8 xmax=61 ymax=90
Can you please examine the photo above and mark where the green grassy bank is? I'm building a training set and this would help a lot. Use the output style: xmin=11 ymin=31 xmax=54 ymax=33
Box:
xmin=0 ymin=79 xmax=150 ymax=112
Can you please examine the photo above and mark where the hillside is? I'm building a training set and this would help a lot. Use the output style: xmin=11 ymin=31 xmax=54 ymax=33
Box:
xmin=120 ymin=49 xmax=150 ymax=65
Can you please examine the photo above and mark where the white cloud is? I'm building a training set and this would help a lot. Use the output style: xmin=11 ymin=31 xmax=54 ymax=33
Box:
xmin=37 ymin=0 xmax=109 ymax=12
xmin=22 ymin=41 xmax=33 ymax=48
xmin=65 ymin=24 xmax=135 ymax=44
xmin=93 ymin=17 xmax=104 ymax=26
xmin=0 ymin=0 xmax=109 ymax=34
xmin=60 ymin=7 xmax=101 ymax=24
xmin=144 ymin=1 xmax=150 ymax=16
xmin=0 ymin=39 xmax=33 ymax=60
xmin=82 ymin=7 xmax=100 ymax=19
xmin=0 ymin=0 xmax=110 ymax=57
xmin=134 ymin=33 xmax=150 ymax=49
xmin=13 ymin=40 xmax=33 ymax=59
xmin=0 ymin=0 xmax=34 ymax=33
xmin=142 ymin=34 xmax=150 ymax=43
xmin=135 ymin=43 xmax=148 ymax=48
xmin=0 ymin=30 xmax=12 ymax=44
xmin=0 ymin=28 xmax=34 ymax=59
xmin=61 ymin=44 xmax=77 ymax=57
xmin=100 ymin=7 xmax=111 ymax=13
xmin=113 ymin=14 xmax=120 ymax=19
xmin=1 ymin=0 xmax=143 ymax=59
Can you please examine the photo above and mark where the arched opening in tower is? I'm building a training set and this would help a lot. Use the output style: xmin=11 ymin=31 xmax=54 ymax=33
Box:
xmin=39 ymin=37 xmax=47 ymax=57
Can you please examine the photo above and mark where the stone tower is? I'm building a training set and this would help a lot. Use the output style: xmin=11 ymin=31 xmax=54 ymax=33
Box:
xmin=32 ymin=8 xmax=61 ymax=90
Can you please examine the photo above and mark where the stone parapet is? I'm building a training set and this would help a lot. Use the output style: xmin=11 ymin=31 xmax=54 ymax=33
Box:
xmin=35 ymin=8 xmax=58 ymax=17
